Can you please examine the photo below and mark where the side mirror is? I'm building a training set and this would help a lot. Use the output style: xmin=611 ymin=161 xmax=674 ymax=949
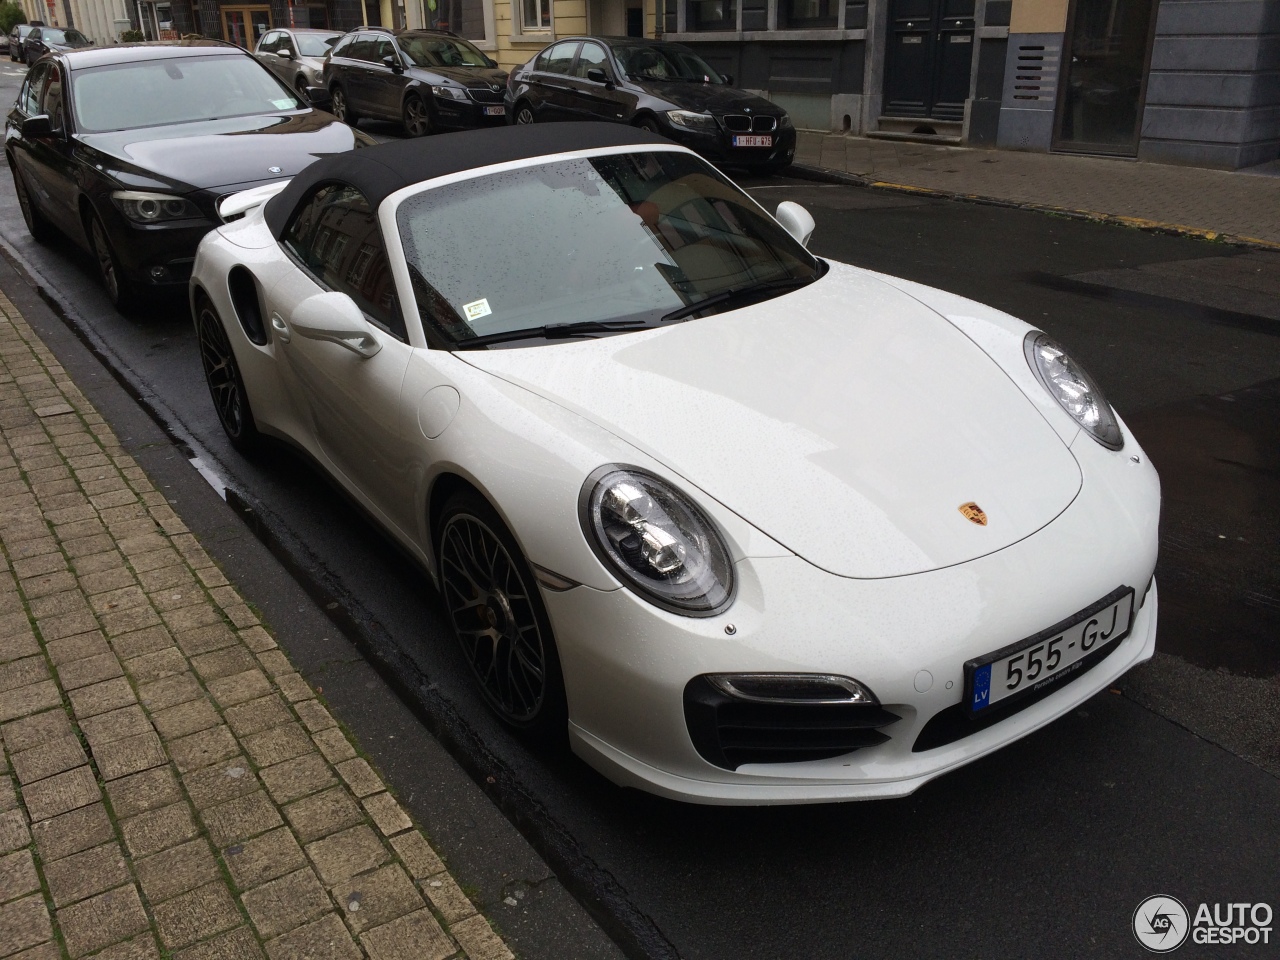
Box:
xmin=775 ymin=201 xmax=815 ymax=248
xmin=721 ymin=73 xmax=734 ymax=86
xmin=585 ymin=67 xmax=609 ymax=85
xmin=302 ymin=85 xmax=332 ymax=109
xmin=275 ymin=49 xmax=294 ymax=60
xmin=382 ymin=54 xmax=402 ymax=73
xmin=290 ymin=292 xmax=381 ymax=358
xmin=21 ymin=115 xmax=52 ymax=139
xmin=485 ymin=55 xmax=497 ymax=67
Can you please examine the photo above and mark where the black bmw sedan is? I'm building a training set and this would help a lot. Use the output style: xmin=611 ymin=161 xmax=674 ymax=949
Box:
xmin=4 ymin=43 xmax=369 ymax=308
xmin=325 ymin=28 xmax=508 ymax=136
xmin=19 ymin=26 xmax=92 ymax=65
xmin=506 ymin=37 xmax=795 ymax=173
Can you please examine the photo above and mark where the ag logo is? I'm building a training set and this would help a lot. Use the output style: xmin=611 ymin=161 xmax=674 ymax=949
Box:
xmin=1133 ymin=895 xmax=1190 ymax=953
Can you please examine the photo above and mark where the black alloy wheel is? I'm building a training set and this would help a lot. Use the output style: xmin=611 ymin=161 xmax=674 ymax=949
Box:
xmin=196 ymin=299 xmax=260 ymax=454
xmin=403 ymin=94 xmax=430 ymax=137
xmin=438 ymin=492 xmax=567 ymax=741
xmin=635 ymin=116 xmax=661 ymax=135
xmin=331 ymin=86 xmax=358 ymax=125
xmin=87 ymin=211 xmax=135 ymax=310
xmin=514 ymin=102 xmax=534 ymax=125
xmin=11 ymin=165 xmax=51 ymax=243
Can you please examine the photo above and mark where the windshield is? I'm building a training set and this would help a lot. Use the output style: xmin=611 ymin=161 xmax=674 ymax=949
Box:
xmin=296 ymin=33 xmax=341 ymax=57
xmin=398 ymin=34 xmax=489 ymax=68
xmin=396 ymin=151 xmax=821 ymax=347
xmin=44 ymin=28 xmax=90 ymax=46
xmin=613 ymin=45 xmax=723 ymax=83
xmin=72 ymin=55 xmax=301 ymax=133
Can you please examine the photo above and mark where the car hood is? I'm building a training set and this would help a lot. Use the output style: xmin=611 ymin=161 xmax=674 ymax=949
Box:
xmin=460 ymin=262 xmax=1082 ymax=579
xmin=412 ymin=64 xmax=508 ymax=89
xmin=632 ymin=80 xmax=782 ymax=116
xmin=78 ymin=111 xmax=357 ymax=193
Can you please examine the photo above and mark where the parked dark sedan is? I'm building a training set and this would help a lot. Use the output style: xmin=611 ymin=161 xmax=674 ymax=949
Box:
xmin=19 ymin=26 xmax=91 ymax=65
xmin=506 ymin=37 xmax=795 ymax=173
xmin=8 ymin=24 xmax=38 ymax=62
xmin=324 ymin=28 xmax=508 ymax=136
xmin=5 ymin=43 xmax=369 ymax=308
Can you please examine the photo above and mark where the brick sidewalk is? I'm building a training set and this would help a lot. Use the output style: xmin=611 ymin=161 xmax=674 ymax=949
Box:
xmin=793 ymin=131 xmax=1280 ymax=247
xmin=0 ymin=295 xmax=512 ymax=958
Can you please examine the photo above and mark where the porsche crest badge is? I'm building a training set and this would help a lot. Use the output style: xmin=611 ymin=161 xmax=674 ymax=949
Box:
xmin=959 ymin=502 xmax=988 ymax=526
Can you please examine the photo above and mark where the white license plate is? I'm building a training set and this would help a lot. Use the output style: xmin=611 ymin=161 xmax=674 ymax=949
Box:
xmin=732 ymin=135 xmax=772 ymax=148
xmin=965 ymin=589 xmax=1134 ymax=715
xmin=484 ymin=106 xmax=505 ymax=116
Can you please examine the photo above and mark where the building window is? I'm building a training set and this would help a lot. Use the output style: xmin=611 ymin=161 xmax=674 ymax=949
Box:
xmin=427 ymin=0 xmax=493 ymax=43
xmin=522 ymin=0 xmax=551 ymax=31
xmin=690 ymin=0 xmax=736 ymax=31
xmin=782 ymin=0 xmax=836 ymax=27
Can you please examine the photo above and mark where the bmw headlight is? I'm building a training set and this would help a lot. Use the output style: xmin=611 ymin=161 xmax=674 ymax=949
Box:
xmin=581 ymin=466 xmax=734 ymax=616
xmin=111 ymin=191 xmax=202 ymax=224
xmin=432 ymin=84 xmax=469 ymax=101
xmin=666 ymin=109 xmax=718 ymax=133
xmin=779 ymin=113 xmax=793 ymax=129
xmin=1025 ymin=332 xmax=1123 ymax=449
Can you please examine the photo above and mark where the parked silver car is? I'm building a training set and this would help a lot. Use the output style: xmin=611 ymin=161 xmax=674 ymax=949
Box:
xmin=253 ymin=27 xmax=341 ymax=97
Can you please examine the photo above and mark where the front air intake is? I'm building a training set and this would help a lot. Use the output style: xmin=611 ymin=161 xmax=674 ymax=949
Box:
xmin=684 ymin=675 xmax=900 ymax=770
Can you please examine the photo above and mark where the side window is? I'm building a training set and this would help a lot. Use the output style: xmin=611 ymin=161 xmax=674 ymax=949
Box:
xmin=284 ymin=185 xmax=406 ymax=341
xmin=573 ymin=43 xmax=609 ymax=79
xmin=20 ymin=63 xmax=47 ymax=116
xmin=348 ymin=35 xmax=375 ymax=62
xmin=40 ymin=65 xmax=63 ymax=133
xmin=258 ymin=31 xmax=278 ymax=53
xmin=374 ymin=38 xmax=395 ymax=65
xmin=331 ymin=34 xmax=353 ymax=58
xmin=541 ymin=41 xmax=579 ymax=75
xmin=28 ymin=28 xmax=40 ymax=43
xmin=278 ymin=32 xmax=295 ymax=55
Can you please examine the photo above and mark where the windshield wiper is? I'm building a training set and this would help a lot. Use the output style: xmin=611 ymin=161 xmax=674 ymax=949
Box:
xmin=660 ymin=276 xmax=817 ymax=324
xmin=452 ymin=319 xmax=651 ymax=350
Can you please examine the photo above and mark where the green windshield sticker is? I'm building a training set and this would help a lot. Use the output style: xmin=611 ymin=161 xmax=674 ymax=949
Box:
xmin=463 ymin=298 xmax=492 ymax=322
xmin=272 ymin=98 xmax=297 ymax=109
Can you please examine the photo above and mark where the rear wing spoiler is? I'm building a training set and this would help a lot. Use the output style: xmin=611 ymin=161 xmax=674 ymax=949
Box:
xmin=218 ymin=180 xmax=291 ymax=222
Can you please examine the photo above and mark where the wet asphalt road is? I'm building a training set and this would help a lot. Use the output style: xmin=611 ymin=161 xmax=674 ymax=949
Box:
xmin=1 ymin=65 xmax=1277 ymax=959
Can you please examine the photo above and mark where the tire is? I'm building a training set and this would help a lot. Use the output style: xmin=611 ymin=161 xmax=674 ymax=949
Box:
xmin=437 ymin=490 xmax=568 ymax=745
xmin=513 ymin=101 xmax=535 ymax=125
xmin=635 ymin=116 xmax=661 ymax=135
xmin=330 ymin=85 xmax=358 ymax=125
xmin=195 ymin=296 xmax=261 ymax=455
xmin=86 ymin=210 xmax=136 ymax=310
xmin=403 ymin=94 xmax=430 ymax=138
xmin=11 ymin=165 xmax=51 ymax=244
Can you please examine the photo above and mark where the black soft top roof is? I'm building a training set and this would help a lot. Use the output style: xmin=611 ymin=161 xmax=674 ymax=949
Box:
xmin=263 ymin=122 xmax=671 ymax=238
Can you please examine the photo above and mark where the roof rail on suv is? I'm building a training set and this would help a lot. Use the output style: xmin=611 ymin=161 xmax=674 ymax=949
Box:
xmin=352 ymin=25 xmax=460 ymax=37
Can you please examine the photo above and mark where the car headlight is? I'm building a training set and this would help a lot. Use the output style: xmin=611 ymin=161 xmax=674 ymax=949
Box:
xmin=778 ymin=113 xmax=793 ymax=129
xmin=111 ymin=191 xmax=202 ymax=224
xmin=581 ymin=466 xmax=734 ymax=616
xmin=1024 ymin=332 xmax=1123 ymax=449
xmin=432 ymin=85 xmax=469 ymax=101
xmin=666 ymin=109 xmax=718 ymax=133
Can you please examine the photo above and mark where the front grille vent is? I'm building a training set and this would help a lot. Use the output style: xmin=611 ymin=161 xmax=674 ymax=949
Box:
xmin=684 ymin=675 xmax=899 ymax=770
xmin=721 ymin=114 xmax=777 ymax=133
xmin=467 ymin=87 xmax=504 ymax=104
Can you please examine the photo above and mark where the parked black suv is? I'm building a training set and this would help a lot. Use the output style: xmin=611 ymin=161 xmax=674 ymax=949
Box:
xmin=325 ymin=28 xmax=508 ymax=136
xmin=506 ymin=37 xmax=795 ymax=173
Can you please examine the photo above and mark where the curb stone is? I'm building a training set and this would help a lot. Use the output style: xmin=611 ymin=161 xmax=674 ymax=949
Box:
xmin=0 ymin=291 xmax=515 ymax=959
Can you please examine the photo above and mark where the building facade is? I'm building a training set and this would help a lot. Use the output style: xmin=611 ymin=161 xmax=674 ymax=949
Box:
xmin=648 ymin=0 xmax=1280 ymax=168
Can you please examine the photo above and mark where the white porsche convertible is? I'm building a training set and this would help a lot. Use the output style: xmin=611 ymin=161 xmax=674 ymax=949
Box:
xmin=191 ymin=124 xmax=1160 ymax=804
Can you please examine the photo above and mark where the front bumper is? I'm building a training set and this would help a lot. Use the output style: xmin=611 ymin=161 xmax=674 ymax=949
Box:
xmin=542 ymin=436 xmax=1160 ymax=804
xmin=433 ymin=96 xmax=508 ymax=130
xmin=659 ymin=119 xmax=798 ymax=168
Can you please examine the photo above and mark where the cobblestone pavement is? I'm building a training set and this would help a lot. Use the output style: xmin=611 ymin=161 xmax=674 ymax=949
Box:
xmin=0 ymin=294 xmax=512 ymax=959
xmin=794 ymin=131 xmax=1280 ymax=247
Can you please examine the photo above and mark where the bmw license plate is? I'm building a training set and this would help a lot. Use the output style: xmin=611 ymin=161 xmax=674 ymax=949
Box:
xmin=732 ymin=135 xmax=772 ymax=148
xmin=484 ymin=106 xmax=505 ymax=116
xmin=964 ymin=588 xmax=1135 ymax=716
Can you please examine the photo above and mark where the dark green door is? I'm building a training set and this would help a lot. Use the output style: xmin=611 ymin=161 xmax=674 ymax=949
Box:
xmin=882 ymin=0 xmax=976 ymax=122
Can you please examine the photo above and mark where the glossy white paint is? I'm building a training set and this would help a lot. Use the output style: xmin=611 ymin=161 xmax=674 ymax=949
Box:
xmin=191 ymin=145 xmax=1161 ymax=804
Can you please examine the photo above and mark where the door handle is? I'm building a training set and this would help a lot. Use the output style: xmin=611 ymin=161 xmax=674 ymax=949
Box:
xmin=270 ymin=312 xmax=291 ymax=343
